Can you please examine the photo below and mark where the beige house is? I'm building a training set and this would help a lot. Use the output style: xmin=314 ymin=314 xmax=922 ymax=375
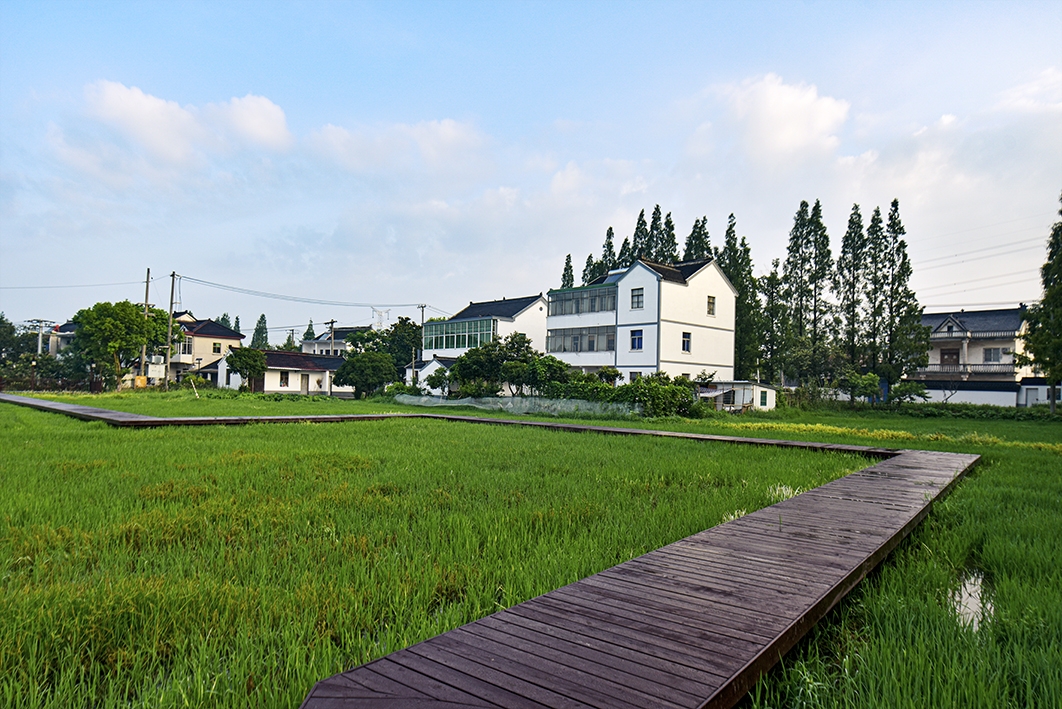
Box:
xmin=169 ymin=312 xmax=244 ymax=385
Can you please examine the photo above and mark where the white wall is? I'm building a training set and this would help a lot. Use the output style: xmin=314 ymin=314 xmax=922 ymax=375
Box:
xmin=923 ymin=388 xmax=1017 ymax=406
xmin=657 ymin=262 xmax=735 ymax=381
xmin=261 ymin=369 xmax=353 ymax=395
xmin=504 ymin=297 xmax=547 ymax=351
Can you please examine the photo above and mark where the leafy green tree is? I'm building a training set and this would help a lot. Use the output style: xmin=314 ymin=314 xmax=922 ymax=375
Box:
xmin=382 ymin=316 xmax=422 ymax=374
xmin=759 ymin=259 xmax=788 ymax=385
xmin=596 ymin=365 xmax=621 ymax=385
xmin=863 ymin=206 xmax=887 ymax=372
xmin=334 ymin=351 xmax=396 ymax=398
xmin=807 ymin=200 xmax=834 ymax=384
xmin=683 ymin=217 xmax=712 ymax=261
xmin=1021 ymin=192 xmax=1062 ymax=413
xmin=783 ymin=200 xmax=813 ymax=381
xmin=70 ymin=301 xmax=171 ymax=389
xmin=303 ymin=320 xmax=316 ymax=341
xmin=279 ymin=331 xmax=300 ymax=351
xmin=424 ymin=366 xmax=452 ymax=395
xmin=225 ymin=347 xmax=266 ymax=392
xmin=561 ymin=254 xmax=574 ymax=288
xmin=646 ymin=205 xmax=664 ymax=261
xmin=631 ymin=209 xmax=649 ymax=261
xmin=879 ymin=199 xmax=929 ymax=389
xmin=233 ymin=316 xmax=241 ymax=334
xmin=657 ymin=212 xmax=679 ymax=264
xmin=834 ymin=204 xmax=866 ymax=376
xmin=250 ymin=314 xmax=269 ymax=349
xmin=345 ymin=327 xmax=383 ymax=354
xmin=581 ymin=254 xmax=597 ymax=286
xmin=0 ymin=313 xmax=36 ymax=363
xmin=216 ymin=313 xmax=232 ymax=329
xmin=601 ymin=227 xmax=617 ymax=270
xmin=715 ymin=214 xmax=762 ymax=380
xmin=617 ymin=237 xmax=632 ymax=268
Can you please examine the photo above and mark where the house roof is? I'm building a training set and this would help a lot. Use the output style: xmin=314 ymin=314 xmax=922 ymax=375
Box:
xmin=449 ymin=294 xmax=544 ymax=322
xmin=52 ymin=321 xmax=76 ymax=334
xmin=307 ymin=326 xmax=369 ymax=343
xmin=262 ymin=350 xmax=346 ymax=371
xmin=182 ymin=319 xmax=245 ymax=340
xmin=411 ymin=355 xmax=459 ymax=370
xmin=922 ymin=307 xmax=1026 ymax=334
xmin=641 ymin=258 xmax=714 ymax=284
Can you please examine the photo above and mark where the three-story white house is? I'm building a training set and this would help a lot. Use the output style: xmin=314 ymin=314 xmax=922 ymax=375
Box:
xmin=546 ymin=258 xmax=736 ymax=382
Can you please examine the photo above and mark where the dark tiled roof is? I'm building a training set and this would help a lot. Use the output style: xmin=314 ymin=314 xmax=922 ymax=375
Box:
xmin=184 ymin=319 xmax=245 ymax=340
xmin=309 ymin=326 xmax=369 ymax=342
xmin=262 ymin=350 xmax=346 ymax=371
xmin=412 ymin=356 xmax=459 ymax=370
xmin=53 ymin=322 xmax=76 ymax=334
xmin=450 ymin=294 xmax=543 ymax=321
xmin=922 ymin=307 xmax=1026 ymax=334
xmin=641 ymin=258 xmax=714 ymax=284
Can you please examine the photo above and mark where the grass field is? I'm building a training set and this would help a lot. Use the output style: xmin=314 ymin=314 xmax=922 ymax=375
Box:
xmin=0 ymin=395 xmax=870 ymax=708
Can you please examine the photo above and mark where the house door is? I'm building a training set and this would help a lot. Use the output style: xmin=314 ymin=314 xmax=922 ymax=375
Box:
xmin=940 ymin=349 xmax=960 ymax=366
xmin=300 ymin=373 xmax=309 ymax=395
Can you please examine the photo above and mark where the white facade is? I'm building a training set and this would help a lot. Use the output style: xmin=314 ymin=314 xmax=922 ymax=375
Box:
xmin=546 ymin=259 xmax=736 ymax=382
xmin=700 ymin=381 xmax=777 ymax=411
xmin=421 ymin=295 xmax=547 ymax=359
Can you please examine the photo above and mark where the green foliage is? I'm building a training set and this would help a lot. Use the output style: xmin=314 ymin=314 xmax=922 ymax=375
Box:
xmin=70 ymin=301 xmax=171 ymax=388
xmin=560 ymin=254 xmax=574 ymax=289
xmin=382 ymin=381 xmax=422 ymax=397
xmin=279 ymin=331 xmax=300 ymax=351
xmin=887 ymin=380 xmax=929 ymax=404
xmin=303 ymin=320 xmax=316 ymax=341
xmin=759 ymin=259 xmax=788 ymax=385
xmin=683 ymin=216 xmax=712 ymax=261
xmin=657 ymin=211 xmax=679 ymax=264
xmin=715 ymin=214 xmax=761 ymax=380
xmin=596 ymin=365 xmax=622 ymax=385
xmin=224 ymin=348 xmax=266 ymax=392
xmin=1020 ymin=192 xmax=1062 ymax=412
xmin=233 ymin=316 xmax=241 ymax=334
xmin=179 ymin=373 xmax=214 ymax=390
xmin=250 ymin=314 xmax=269 ymax=349
xmin=334 ymin=351 xmax=396 ymax=398
xmin=542 ymin=373 xmax=699 ymax=417
xmin=617 ymin=236 xmax=632 ymax=268
xmin=215 ymin=313 xmax=232 ymax=330
xmin=631 ymin=209 xmax=649 ymax=262
xmin=424 ymin=367 xmax=451 ymax=394
xmin=834 ymin=204 xmax=866 ymax=369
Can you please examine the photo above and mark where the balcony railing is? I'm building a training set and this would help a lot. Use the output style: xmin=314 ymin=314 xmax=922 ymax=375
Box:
xmin=929 ymin=330 xmax=1018 ymax=340
xmin=916 ymin=363 xmax=1016 ymax=375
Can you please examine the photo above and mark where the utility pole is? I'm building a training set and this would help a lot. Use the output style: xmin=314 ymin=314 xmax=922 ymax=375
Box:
xmin=140 ymin=268 xmax=151 ymax=377
xmin=325 ymin=318 xmax=337 ymax=397
xmin=415 ymin=303 xmax=427 ymax=384
xmin=165 ymin=272 xmax=176 ymax=390
xmin=26 ymin=319 xmax=52 ymax=355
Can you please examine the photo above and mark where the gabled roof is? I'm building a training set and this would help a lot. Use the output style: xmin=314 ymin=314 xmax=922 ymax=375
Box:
xmin=449 ymin=294 xmax=544 ymax=321
xmin=922 ymin=307 xmax=1026 ymax=334
xmin=262 ymin=350 xmax=346 ymax=371
xmin=411 ymin=355 xmax=459 ymax=371
xmin=307 ymin=326 xmax=369 ymax=343
xmin=640 ymin=258 xmax=714 ymax=284
xmin=52 ymin=321 xmax=76 ymax=334
xmin=182 ymin=319 xmax=245 ymax=340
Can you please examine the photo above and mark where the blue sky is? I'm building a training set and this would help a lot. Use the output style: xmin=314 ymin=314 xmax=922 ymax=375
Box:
xmin=1 ymin=1 xmax=1060 ymax=338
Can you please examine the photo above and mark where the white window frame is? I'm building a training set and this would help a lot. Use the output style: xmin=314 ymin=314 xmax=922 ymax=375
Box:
xmin=706 ymin=296 xmax=716 ymax=316
xmin=631 ymin=288 xmax=644 ymax=310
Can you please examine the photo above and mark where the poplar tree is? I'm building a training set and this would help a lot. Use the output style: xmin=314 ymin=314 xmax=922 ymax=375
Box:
xmin=863 ymin=206 xmax=887 ymax=372
xmin=807 ymin=200 xmax=834 ymax=383
xmin=250 ymin=315 xmax=270 ymax=349
xmin=601 ymin=227 xmax=617 ymax=270
xmin=658 ymin=212 xmax=679 ymax=264
xmin=759 ymin=259 xmax=788 ymax=384
xmin=834 ymin=204 xmax=866 ymax=371
xmin=646 ymin=205 xmax=664 ymax=261
xmin=581 ymin=254 xmax=596 ymax=286
xmin=1021 ymin=192 xmax=1062 ymax=413
xmin=782 ymin=201 xmax=813 ymax=380
xmin=683 ymin=217 xmax=712 ymax=261
xmin=216 ymin=313 xmax=232 ymax=329
xmin=233 ymin=316 xmax=241 ymax=334
xmin=303 ymin=320 xmax=316 ymax=341
xmin=631 ymin=210 xmax=649 ymax=261
xmin=880 ymin=199 xmax=929 ymax=389
xmin=561 ymin=254 xmax=574 ymax=288
xmin=618 ymin=237 xmax=632 ymax=268
xmin=715 ymin=214 xmax=761 ymax=380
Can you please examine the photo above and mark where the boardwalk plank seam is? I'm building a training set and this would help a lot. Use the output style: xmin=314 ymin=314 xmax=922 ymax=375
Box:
xmin=0 ymin=393 xmax=979 ymax=708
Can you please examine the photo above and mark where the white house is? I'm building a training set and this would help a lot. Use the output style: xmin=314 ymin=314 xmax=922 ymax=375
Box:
xmin=546 ymin=258 xmax=736 ymax=382
xmin=252 ymin=350 xmax=354 ymax=396
xmin=409 ymin=294 xmax=547 ymax=386
xmin=908 ymin=306 xmax=1047 ymax=407
xmin=170 ymin=312 xmax=245 ymax=385
xmin=301 ymin=326 xmax=370 ymax=356
xmin=699 ymin=381 xmax=777 ymax=411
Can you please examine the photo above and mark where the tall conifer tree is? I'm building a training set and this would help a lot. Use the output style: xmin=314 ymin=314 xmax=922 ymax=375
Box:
xmin=303 ymin=320 xmax=316 ymax=341
xmin=1021 ymin=192 xmax=1062 ymax=413
xmin=759 ymin=259 xmax=788 ymax=385
xmin=646 ymin=205 xmax=664 ymax=261
xmin=561 ymin=254 xmax=574 ymax=288
xmin=715 ymin=214 xmax=761 ymax=380
xmin=881 ymin=199 xmax=929 ymax=388
xmin=631 ymin=210 xmax=649 ymax=261
xmin=233 ymin=316 xmax=241 ymax=334
xmin=216 ymin=313 xmax=232 ymax=329
xmin=807 ymin=200 xmax=834 ymax=383
xmin=601 ymin=227 xmax=617 ymax=270
xmin=834 ymin=204 xmax=866 ymax=372
xmin=683 ymin=217 xmax=712 ymax=261
xmin=863 ymin=206 xmax=887 ymax=372
xmin=581 ymin=254 xmax=597 ymax=286
xmin=251 ymin=314 xmax=270 ymax=349
xmin=618 ymin=237 xmax=632 ymax=267
xmin=782 ymin=201 xmax=813 ymax=381
xmin=658 ymin=212 xmax=679 ymax=264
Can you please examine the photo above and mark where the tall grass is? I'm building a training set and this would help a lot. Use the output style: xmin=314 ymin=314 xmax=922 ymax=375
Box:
xmin=0 ymin=404 xmax=863 ymax=708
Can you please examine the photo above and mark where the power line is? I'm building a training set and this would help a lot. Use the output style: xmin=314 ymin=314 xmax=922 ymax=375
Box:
xmin=921 ymin=277 xmax=1038 ymax=299
xmin=177 ymin=274 xmax=427 ymax=309
xmin=916 ymin=236 xmax=1045 ymax=269
xmin=917 ymin=267 xmax=1037 ymax=292
xmin=0 ymin=277 xmax=164 ymax=290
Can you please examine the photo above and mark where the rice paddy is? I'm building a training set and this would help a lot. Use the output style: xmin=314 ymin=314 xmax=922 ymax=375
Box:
xmin=1 ymin=397 xmax=868 ymax=708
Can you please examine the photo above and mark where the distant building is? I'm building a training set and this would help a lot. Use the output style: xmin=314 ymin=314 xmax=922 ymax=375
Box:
xmin=546 ymin=258 xmax=736 ymax=382
xmin=170 ymin=312 xmax=244 ymax=385
xmin=48 ymin=322 xmax=77 ymax=356
xmin=250 ymin=350 xmax=352 ymax=396
xmin=908 ymin=306 xmax=1051 ymax=407
xmin=302 ymin=326 xmax=371 ymax=356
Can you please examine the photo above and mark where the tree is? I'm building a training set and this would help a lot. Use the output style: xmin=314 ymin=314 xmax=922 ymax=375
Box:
xmin=646 ymin=205 xmax=664 ymax=261
xmin=879 ymin=199 xmax=929 ymax=389
xmin=225 ymin=347 xmax=266 ymax=392
xmin=783 ymin=201 xmax=813 ymax=381
xmin=834 ymin=204 xmax=866 ymax=377
xmin=250 ymin=314 xmax=269 ymax=349
xmin=1021 ymin=192 xmax=1062 ymax=413
xmin=657 ymin=212 xmax=679 ymax=264
xmin=561 ymin=254 xmax=574 ymax=288
xmin=596 ymin=365 xmax=622 ymax=385
xmin=617 ymin=237 xmax=632 ymax=268
xmin=216 ymin=313 xmax=232 ymax=329
xmin=714 ymin=214 xmax=761 ymax=380
xmin=381 ymin=316 xmax=422 ymax=374
xmin=601 ymin=227 xmax=617 ymax=271
xmin=304 ymin=320 xmax=316 ymax=341
xmin=70 ymin=301 xmax=171 ymax=389
xmin=631 ymin=210 xmax=649 ymax=261
xmin=424 ymin=367 xmax=452 ymax=395
xmin=334 ymin=351 xmax=396 ymax=398
xmin=582 ymin=254 xmax=597 ymax=286
xmin=233 ymin=316 xmax=241 ymax=334
xmin=759 ymin=259 xmax=788 ymax=385
xmin=863 ymin=206 xmax=887 ymax=372
xmin=683 ymin=217 xmax=712 ymax=261
xmin=280 ymin=331 xmax=300 ymax=351
xmin=807 ymin=200 xmax=834 ymax=384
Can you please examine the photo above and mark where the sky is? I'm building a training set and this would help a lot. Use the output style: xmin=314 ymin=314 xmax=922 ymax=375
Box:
xmin=1 ymin=0 xmax=1060 ymax=342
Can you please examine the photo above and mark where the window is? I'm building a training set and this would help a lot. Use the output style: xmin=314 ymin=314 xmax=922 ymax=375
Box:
xmin=631 ymin=329 xmax=643 ymax=351
xmin=548 ymin=287 xmax=617 ymax=315
xmin=423 ymin=318 xmax=496 ymax=350
xmin=681 ymin=332 xmax=691 ymax=353
xmin=760 ymin=390 xmax=768 ymax=407
xmin=279 ymin=371 xmax=289 ymax=387
xmin=983 ymin=348 xmax=1002 ymax=363
xmin=546 ymin=326 xmax=616 ymax=353
xmin=630 ymin=371 xmax=642 ymax=381
xmin=946 ymin=325 xmax=953 ymax=334
xmin=631 ymin=288 xmax=644 ymax=310
xmin=707 ymin=296 xmax=716 ymax=316
xmin=180 ymin=338 xmax=192 ymax=355
xmin=212 ymin=342 xmax=221 ymax=354
xmin=941 ymin=349 xmax=960 ymax=365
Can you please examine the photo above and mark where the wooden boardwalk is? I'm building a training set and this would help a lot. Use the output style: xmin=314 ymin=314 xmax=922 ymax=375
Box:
xmin=0 ymin=393 xmax=979 ymax=708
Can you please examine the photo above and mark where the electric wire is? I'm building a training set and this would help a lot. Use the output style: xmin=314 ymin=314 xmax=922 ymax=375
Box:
xmin=177 ymin=274 xmax=430 ymax=310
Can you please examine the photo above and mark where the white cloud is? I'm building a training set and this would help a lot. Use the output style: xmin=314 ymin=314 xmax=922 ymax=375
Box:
xmin=209 ymin=94 xmax=293 ymax=150
xmin=994 ymin=68 xmax=1062 ymax=113
xmin=722 ymin=73 xmax=850 ymax=163
xmin=85 ymin=80 xmax=205 ymax=164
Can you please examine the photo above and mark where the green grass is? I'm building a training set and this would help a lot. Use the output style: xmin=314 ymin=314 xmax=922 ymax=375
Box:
xmin=0 ymin=399 xmax=866 ymax=708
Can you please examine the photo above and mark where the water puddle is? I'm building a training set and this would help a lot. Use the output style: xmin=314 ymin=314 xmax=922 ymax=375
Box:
xmin=950 ymin=570 xmax=993 ymax=631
